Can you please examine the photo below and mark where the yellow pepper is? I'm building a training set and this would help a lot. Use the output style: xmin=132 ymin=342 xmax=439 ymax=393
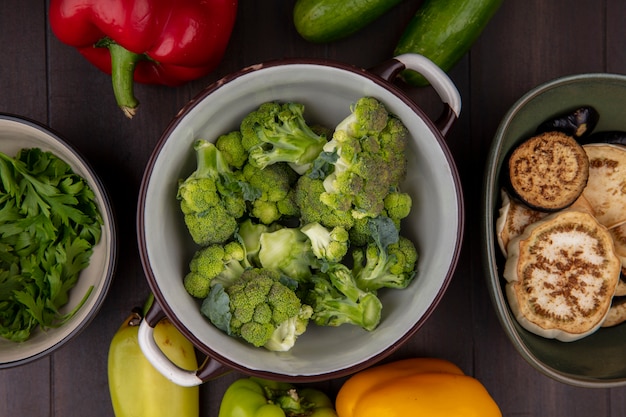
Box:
xmin=107 ymin=306 xmax=199 ymax=417
xmin=335 ymin=358 xmax=502 ymax=417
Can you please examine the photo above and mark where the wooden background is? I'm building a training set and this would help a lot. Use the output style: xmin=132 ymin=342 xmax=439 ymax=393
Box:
xmin=1 ymin=1 xmax=625 ymax=415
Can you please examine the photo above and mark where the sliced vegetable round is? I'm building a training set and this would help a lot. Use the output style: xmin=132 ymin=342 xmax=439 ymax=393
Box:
xmin=507 ymin=131 xmax=589 ymax=211
xmin=495 ymin=189 xmax=547 ymax=257
xmin=503 ymin=210 xmax=621 ymax=342
xmin=608 ymin=223 xmax=626 ymax=274
xmin=581 ymin=144 xmax=626 ymax=228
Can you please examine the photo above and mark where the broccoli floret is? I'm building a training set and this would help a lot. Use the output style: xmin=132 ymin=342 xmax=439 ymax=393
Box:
xmin=352 ymin=217 xmax=418 ymax=292
xmin=305 ymin=263 xmax=382 ymax=332
xmin=177 ymin=140 xmax=258 ymax=246
xmin=348 ymin=216 xmax=371 ymax=247
xmin=241 ymin=161 xmax=300 ymax=224
xmin=316 ymin=97 xmax=410 ymax=220
xmin=183 ymin=241 xmax=247 ymax=298
xmin=257 ymin=227 xmax=315 ymax=282
xmin=377 ymin=117 xmax=410 ymax=185
xmin=300 ymin=222 xmax=349 ymax=267
xmin=201 ymin=268 xmax=312 ymax=351
xmin=334 ymin=96 xmax=389 ymax=138
xmin=349 ymin=211 xmax=403 ymax=248
xmin=294 ymin=175 xmax=355 ymax=230
xmin=240 ymin=102 xmax=328 ymax=174
xmin=383 ymin=190 xmax=412 ymax=226
xmin=215 ymin=130 xmax=248 ymax=169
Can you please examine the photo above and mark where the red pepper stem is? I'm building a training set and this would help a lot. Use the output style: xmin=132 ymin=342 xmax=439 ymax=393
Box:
xmin=107 ymin=42 xmax=141 ymax=119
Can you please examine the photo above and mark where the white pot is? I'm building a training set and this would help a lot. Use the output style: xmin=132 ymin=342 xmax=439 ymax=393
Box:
xmin=137 ymin=54 xmax=464 ymax=386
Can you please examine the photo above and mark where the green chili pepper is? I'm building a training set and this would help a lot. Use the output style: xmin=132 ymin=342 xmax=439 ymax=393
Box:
xmin=218 ymin=377 xmax=338 ymax=417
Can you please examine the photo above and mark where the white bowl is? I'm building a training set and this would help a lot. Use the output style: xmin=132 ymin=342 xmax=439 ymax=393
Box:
xmin=137 ymin=54 xmax=464 ymax=385
xmin=0 ymin=114 xmax=117 ymax=368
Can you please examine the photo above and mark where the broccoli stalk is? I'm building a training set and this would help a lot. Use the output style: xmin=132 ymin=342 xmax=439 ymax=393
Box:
xmin=352 ymin=216 xmax=418 ymax=291
xmin=200 ymin=268 xmax=312 ymax=351
xmin=177 ymin=140 xmax=259 ymax=246
xmin=264 ymin=304 xmax=313 ymax=352
xmin=300 ymin=222 xmax=349 ymax=268
xmin=234 ymin=218 xmax=279 ymax=267
xmin=240 ymin=102 xmax=328 ymax=174
xmin=257 ymin=227 xmax=316 ymax=282
xmin=306 ymin=263 xmax=382 ymax=332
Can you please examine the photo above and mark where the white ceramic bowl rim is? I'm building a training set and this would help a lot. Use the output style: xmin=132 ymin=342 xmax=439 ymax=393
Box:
xmin=138 ymin=57 xmax=465 ymax=382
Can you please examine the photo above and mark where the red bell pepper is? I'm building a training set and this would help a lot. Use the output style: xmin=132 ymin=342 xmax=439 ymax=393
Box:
xmin=49 ymin=0 xmax=238 ymax=118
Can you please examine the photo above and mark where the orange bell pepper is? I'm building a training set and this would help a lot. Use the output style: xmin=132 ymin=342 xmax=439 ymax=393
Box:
xmin=335 ymin=358 xmax=502 ymax=417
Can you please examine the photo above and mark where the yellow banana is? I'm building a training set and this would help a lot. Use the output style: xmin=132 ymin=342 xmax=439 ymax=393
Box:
xmin=108 ymin=307 xmax=199 ymax=417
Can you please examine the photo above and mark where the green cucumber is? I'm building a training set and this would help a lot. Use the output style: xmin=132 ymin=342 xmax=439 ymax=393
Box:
xmin=293 ymin=0 xmax=404 ymax=43
xmin=394 ymin=0 xmax=502 ymax=87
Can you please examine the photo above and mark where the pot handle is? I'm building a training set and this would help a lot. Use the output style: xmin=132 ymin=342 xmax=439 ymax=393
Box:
xmin=371 ymin=53 xmax=462 ymax=136
xmin=137 ymin=299 xmax=230 ymax=387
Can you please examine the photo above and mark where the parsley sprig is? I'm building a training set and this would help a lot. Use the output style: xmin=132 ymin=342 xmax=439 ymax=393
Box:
xmin=0 ymin=148 xmax=103 ymax=342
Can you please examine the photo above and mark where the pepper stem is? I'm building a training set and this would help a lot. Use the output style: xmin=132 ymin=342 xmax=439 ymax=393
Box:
xmin=105 ymin=41 xmax=142 ymax=119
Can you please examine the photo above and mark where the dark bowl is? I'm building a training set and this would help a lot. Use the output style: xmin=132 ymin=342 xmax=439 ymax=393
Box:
xmin=483 ymin=73 xmax=626 ymax=387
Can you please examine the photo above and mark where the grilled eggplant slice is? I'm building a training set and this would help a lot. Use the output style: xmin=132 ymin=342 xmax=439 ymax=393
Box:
xmin=601 ymin=297 xmax=626 ymax=328
xmin=507 ymin=131 xmax=589 ymax=211
xmin=614 ymin=278 xmax=626 ymax=297
xmin=503 ymin=210 xmax=621 ymax=342
xmin=609 ymin=222 xmax=626 ymax=275
xmin=536 ymin=105 xmax=599 ymax=139
xmin=496 ymin=189 xmax=597 ymax=257
xmin=496 ymin=189 xmax=548 ymax=257
xmin=582 ymin=144 xmax=626 ymax=228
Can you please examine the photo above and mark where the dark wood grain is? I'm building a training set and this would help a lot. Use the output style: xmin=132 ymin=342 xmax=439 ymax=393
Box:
xmin=1 ymin=1 xmax=625 ymax=416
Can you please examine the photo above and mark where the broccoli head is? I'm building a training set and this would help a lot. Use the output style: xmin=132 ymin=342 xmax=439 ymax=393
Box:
xmin=349 ymin=207 xmax=406 ymax=248
xmin=352 ymin=217 xmax=418 ymax=292
xmin=201 ymin=268 xmax=312 ymax=351
xmin=177 ymin=140 xmax=259 ymax=246
xmin=377 ymin=116 xmax=410 ymax=185
xmin=383 ymin=190 xmax=413 ymax=226
xmin=305 ymin=263 xmax=382 ymax=332
xmin=215 ymin=130 xmax=248 ymax=169
xmin=334 ymin=96 xmax=389 ymax=138
xmin=240 ymin=102 xmax=328 ymax=174
xmin=294 ymin=175 xmax=355 ymax=230
xmin=241 ymin=161 xmax=300 ymax=224
xmin=316 ymin=97 xmax=410 ymax=220
xmin=183 ymin=241 xmax=247 ymax=298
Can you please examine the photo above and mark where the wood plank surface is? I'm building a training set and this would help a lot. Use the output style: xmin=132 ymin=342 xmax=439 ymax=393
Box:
xmin=1 ymin=1 xmax=625 ymax=416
